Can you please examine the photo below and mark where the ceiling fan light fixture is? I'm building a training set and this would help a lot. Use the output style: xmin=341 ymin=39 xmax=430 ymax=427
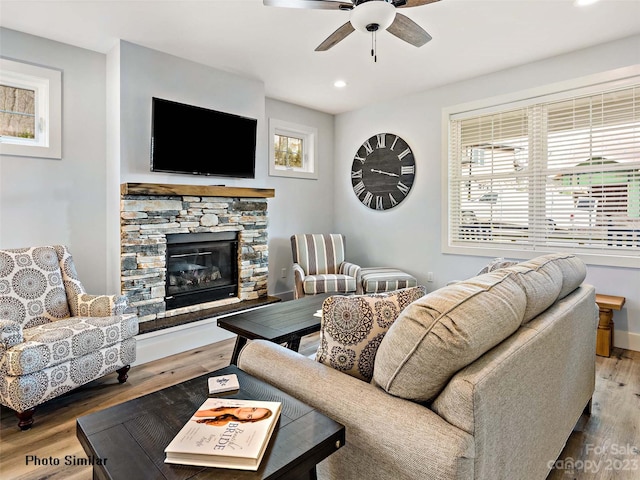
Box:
xmin=350 ymin=1 xmax=396 ymax=33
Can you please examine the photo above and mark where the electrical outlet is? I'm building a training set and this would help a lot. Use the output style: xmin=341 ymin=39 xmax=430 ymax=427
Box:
xmin=427 ymin=272 xmax=434 ymax=282
xmin=281 ymin=268 xmax=287 ymax=278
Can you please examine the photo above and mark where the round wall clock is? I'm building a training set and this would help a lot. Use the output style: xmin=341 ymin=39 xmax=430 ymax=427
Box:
xmin=351 ymin=133 xmax=416 ymax=210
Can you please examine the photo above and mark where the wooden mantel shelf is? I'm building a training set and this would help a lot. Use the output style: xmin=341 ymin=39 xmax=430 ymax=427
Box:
xmin=120 ymin=183 xmax=275 ymax=198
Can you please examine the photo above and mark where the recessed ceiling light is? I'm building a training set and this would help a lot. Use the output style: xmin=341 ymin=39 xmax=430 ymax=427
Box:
xmin=574 ymin=0 xmax=600 ymax=6
xmin=334 ymin=80 xmax=347 ymax=88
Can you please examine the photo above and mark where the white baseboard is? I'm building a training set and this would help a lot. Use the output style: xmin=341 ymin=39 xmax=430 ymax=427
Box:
xmin=613 ymin=330 xmax=640 ymax=352
xmin=133 ymin=316 xmax=235 ymax=366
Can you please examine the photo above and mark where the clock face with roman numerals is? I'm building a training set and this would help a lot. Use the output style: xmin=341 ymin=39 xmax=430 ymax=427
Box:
xmin=351 ymin=133 xmax=416 ymax=210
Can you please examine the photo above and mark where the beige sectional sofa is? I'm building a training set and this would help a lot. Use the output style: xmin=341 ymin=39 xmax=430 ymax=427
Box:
xmin=238 ymin=253 xmax=598 ymax=480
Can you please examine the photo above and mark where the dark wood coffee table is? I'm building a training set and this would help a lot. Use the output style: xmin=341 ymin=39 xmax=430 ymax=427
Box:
xmin=77 ymin=365 xmax=344 ymax=480
xmin=218 ymin=294 xmax=330 ymax=364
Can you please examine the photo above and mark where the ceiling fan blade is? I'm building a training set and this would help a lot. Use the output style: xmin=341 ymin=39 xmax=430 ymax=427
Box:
xmin=396 ymin=0 xmax=440 ymax=8
xmin=387 ymin=13 xmax=432 ymax=47
xmin=264 ymin=0 xmax=353 ymax=10
xmin=315 ymin=22 xmax=355 ymax=51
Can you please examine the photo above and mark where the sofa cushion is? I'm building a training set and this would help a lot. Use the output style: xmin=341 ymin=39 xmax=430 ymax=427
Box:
xmin=373 ymin=271 xmax=526 ymax=402
xmin=316 ymin=286 xmax=426 ymax=381
xmin=1 ymin=337 xmax=137 ymax=413
xmin=500 ymin=253 xmax=586 ymax=325
xmin=360 ymin=267 xmax=418 ymax=294
xmin=303 ymin=274 xmax=357 ymax=295
xmin=0 ymin=246 xmax=71 ymax=328
xmin=516 ymin=253 xmax=587 ymax=302
xmin=3 ymin=314 xmax=138 ymax=376
xmin=291 ymin=234 xmax=346 ymax=275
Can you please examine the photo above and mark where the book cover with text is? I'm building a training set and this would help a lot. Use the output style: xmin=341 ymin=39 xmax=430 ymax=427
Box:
xmin=165 ymin=397 xmax=282 ymax=470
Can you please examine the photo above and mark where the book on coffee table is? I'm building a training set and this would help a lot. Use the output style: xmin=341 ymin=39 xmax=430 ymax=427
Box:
xmin=164 ymin=397 xmax=282 ymax=470
xmin=208 ymin=373 xmax=240 ymax=394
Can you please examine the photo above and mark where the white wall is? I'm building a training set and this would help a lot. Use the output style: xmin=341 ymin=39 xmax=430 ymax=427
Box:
xmin=113 ymin=42 xmax=335 ymax=297
xmin=2 ymin=27 xmax=638 ymax=356
xmin=264 ymin=98 xmax=335 ymax=295
xmin=0 ymin=28 xmax=109 ymax=293
xmin=333 ymin=35 xmax=640 ymax=349
xmin=0 ymin=31 xmax=336 ymax=302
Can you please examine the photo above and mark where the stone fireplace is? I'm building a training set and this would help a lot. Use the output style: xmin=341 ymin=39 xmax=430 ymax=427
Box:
xmin=120 ymin=183 xmax=277 ymax=334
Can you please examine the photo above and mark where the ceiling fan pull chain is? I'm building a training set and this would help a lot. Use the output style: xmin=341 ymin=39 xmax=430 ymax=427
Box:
xmin=371 ymin=30 xmax=377 ymax=63
xmin=371 ymin=30 xmax=374 ymax=60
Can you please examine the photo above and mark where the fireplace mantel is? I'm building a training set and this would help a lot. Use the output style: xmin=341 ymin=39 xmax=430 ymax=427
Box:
xmin=121 ymin=183 xmax=275 ymax=198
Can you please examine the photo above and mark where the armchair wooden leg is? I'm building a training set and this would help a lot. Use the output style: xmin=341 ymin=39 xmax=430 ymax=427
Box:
xmin=116 ymin=365 xmax=130 ymax=384
xmin=16 ymin=408 xmax=35 ymax=430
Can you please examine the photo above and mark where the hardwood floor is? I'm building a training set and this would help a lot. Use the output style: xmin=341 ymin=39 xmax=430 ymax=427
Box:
xmin=1 ymin=337 xmax=638 ymax=480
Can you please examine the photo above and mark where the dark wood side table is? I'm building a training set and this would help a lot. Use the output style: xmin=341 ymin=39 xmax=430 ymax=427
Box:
xmin=595 ymin=293 xmax=626 ymax=357
xmin=218 ymin=294 xmax=330 ymax=364
xmin=77 ymin=365 xmax=345 ymax=480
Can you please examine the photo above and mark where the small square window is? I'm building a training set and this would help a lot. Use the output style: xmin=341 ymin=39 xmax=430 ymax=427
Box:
xmin=0 ymin=85 xmax=36 ymax=139
xmin=0 ymin=58 xmax=62 ymax=159
xmin=269 ymin=119 xmax=317 ymax=179
xmin=274 ymin=133 xmax=303 ymax=168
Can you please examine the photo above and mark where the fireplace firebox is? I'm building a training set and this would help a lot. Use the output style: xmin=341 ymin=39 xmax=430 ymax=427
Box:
xmin=165 ymin=232 xmax=238 ymax=310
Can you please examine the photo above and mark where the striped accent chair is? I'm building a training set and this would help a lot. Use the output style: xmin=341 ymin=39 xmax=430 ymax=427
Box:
xmin=290 ymin=234 xmax=361 ymax=299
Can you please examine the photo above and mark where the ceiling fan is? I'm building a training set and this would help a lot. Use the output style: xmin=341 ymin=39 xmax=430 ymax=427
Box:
xmin=264 ymin=0 xmax=440 ymax=56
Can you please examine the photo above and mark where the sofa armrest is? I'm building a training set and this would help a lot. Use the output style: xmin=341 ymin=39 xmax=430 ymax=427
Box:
xmin=75 ymin=293 xmax=129 ymax=317
xmin=0 ymin=319 xmax=23 ymax=348
xmin=340 ymin=261 xmax=362 ymax=294
xmin=339 ymin=261 xmax=361 ymax=278
xmin=238 ymin=340 xmax=474 ymax=479
xmin=292 ymin=263 xmax=306 ymax=299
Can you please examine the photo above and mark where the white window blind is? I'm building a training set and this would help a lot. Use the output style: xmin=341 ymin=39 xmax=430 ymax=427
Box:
xmin=448 ymin=84 xmax=640 ymax=259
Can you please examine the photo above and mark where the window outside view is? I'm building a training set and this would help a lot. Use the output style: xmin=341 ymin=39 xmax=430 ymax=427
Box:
xmin=0 ymin=84 xmax=36 ymax=140
xmin=451 ymin=85 xmax=640 ymax=253
xmin=274 ymin=133 xmax=303 ymax=169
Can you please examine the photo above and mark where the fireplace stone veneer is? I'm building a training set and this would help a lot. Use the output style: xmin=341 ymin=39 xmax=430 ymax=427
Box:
xmin=120 ymin=183 xmax=274 ymax=327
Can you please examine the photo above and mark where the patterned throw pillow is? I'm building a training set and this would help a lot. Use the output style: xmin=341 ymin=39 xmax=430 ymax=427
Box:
xmin=315 ymin=285 xmax=426 ymax=381
xmin=477 ymin=257 xmax=518 ymax=275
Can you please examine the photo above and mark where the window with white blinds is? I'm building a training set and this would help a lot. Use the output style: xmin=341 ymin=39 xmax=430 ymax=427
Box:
xmin=447 ymin=81 xmax=640 ymax=263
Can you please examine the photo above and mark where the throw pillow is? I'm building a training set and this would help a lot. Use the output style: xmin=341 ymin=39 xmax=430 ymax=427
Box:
xmin=315 ymin=285 xmax=426 ymax=382
xmin=476 ymin=257 xmax=518 ymax=275
xmin=373 ymin=271 xmax=526 ymax=402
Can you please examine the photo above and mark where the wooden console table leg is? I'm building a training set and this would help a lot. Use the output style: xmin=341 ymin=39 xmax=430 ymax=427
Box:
xmin=595 ymin=294 xmax=625 ymax=358
xmin=596 ymin=308 xmax=614 ymax=358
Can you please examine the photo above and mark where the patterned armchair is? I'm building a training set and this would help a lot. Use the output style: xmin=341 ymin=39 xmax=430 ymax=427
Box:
xmin=290 ymin=234 xmax=361 ymax=299
xmin=0 ymin=245 xmax=137 ymax=430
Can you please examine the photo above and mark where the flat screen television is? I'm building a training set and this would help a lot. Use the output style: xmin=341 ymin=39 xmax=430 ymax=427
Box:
xmin=150 ymin=97 xmax=257 ymax=178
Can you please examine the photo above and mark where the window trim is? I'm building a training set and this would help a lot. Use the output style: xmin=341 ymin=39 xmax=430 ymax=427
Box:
xmin=441 ymin=65 xmax=640 ymax=268
xmin=0 ymin=58 xmax=62 ymax=159
xmin=268 ymin=118 xmax=318 ymax=180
